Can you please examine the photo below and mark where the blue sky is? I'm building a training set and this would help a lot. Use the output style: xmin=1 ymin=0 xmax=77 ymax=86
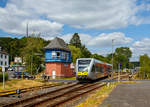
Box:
xmin=0 ymin=0 xmax=150 ymax=61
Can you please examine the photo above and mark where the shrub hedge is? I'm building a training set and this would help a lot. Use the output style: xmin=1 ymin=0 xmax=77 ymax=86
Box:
xmin=0 ymin=72 xmax=8 ymax=82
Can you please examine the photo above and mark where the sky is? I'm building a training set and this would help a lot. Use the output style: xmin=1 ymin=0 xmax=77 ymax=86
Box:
xmin=0 ymin=0 xmax=150 ymax=61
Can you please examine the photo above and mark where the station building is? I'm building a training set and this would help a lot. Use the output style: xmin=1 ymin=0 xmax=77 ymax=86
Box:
xmin=44 ymin=37 xmax=73 ymax=78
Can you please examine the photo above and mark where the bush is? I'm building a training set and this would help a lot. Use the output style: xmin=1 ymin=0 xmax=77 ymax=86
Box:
xmin=0 ymin=67 xmax=2 ymax=72
xmin=0 ymin=72 xmax=8 ymax=82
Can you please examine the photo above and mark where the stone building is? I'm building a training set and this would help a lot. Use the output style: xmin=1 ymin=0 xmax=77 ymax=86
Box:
xmin=44 ymin=37 xmax=73 ymax=78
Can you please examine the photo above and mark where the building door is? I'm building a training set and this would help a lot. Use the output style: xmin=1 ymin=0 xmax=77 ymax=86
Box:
xmin=52 ymin=70 xmax=56 ymax=79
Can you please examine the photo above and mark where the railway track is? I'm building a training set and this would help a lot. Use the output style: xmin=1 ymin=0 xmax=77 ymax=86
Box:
xmin=0 ymin=74 xmax=129 ymax=107
xmin=0 ymin=83 xmax=62 ymax=97
xmin=0 ymin=82 xmax=105 ymax=107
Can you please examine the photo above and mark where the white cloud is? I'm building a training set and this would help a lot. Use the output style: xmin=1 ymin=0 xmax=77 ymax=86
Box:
xmin=88 ymin=32 xmax=133 ymax=47
xmin=130 ymin=38 xmax=150 ymax=61
xmin=0 ymin=0 xmax=149 ymax=36
xmin=0 ymin=2 xmax=63 ymax=36
xmin=60 ymin=32 xmax=132 ymax=48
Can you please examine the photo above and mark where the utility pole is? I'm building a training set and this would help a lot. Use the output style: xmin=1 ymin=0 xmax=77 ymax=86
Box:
xmin=26 ymin=22 xmax=29 ymax=37
xmin=31 ymin=50 xmax=33 ymax=75
xmin=112 ymin=39 xmax=114 ymax=79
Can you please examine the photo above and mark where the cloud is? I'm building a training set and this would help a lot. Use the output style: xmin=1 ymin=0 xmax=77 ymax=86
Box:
xmin=130 ymin=38 xmax=150 ymax=61
xmin=132 ymin=38 xmax=150 ymax=53
xmin=0 ymin=0 xmax=149 ymax=36
xmin=60 ymin=32 xmax=132 ymax=48
xmin=87 ymin=32 xmax=133 ymax=47
xmin=0 ymin=2 xmax=63 ymax=36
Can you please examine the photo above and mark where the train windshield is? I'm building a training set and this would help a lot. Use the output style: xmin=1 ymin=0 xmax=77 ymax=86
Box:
xmin=78 ymin=60 xmax=91 ymax=72
xmin=78 ymin=60 xmax=91 ymax=65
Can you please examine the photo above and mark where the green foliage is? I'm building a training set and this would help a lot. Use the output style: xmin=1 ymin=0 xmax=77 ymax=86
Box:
xmin=138 ymin=54 xmax=150 ymax=79
xmin=0 ymin=72 xmax=8 ymax=82
xmin=91 ymin=53 xmax=109 ymax=63
xmin=80 ymin=45 xmax=91 ymax=58
xmin=21 ymin=35 xmax=45 ymax=74
xmin=113 ymin=47 xmax=132 ymax=69
xmin=68 ymin=45 xmax=82 ymax=63
xmin=0 ymin=34 xmax=49 ymax=75
xmin=0 ymin=37 xmax=21 ymax=61
xmin=69 ymin=33 xmax=81 ymax=48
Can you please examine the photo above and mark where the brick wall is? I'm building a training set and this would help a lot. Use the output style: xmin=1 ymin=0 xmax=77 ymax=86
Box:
xmin=45 ymin=62 xmax=73 ymax=77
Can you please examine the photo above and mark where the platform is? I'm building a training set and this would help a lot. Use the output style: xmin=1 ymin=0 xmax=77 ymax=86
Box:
xmin=100 ymin=81 xmax=150 ymax=107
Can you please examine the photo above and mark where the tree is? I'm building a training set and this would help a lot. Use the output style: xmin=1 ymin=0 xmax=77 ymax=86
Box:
xmin=113 ymin=47 xmax=132 ymax=69
xmin=80 ymin=45 xmax=91 ymax=58
xmin=91 ymin=53 xmax=108 ymax=62
xmin=68 ymin=45 xmax=82 ymax=64
xmin=21 ymin=36 xmax=45 ymax=74
xmin=138 ymin=54 xmax=150 ymax=79
xmin=69 ymin=33 xmax=81 ymax=48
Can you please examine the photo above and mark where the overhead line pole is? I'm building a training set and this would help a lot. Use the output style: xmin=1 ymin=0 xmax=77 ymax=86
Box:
xmin=112 ymin=39 xmax=114 ymax=80
xmin=26 ymin=22 xmax=29 ymax=37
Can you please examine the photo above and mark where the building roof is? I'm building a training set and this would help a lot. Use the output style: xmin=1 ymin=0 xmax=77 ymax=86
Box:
xmin=44 ymin=37 xmax=70 ymax=51
xmin=0 ymin=50 xmax=8 ymax=55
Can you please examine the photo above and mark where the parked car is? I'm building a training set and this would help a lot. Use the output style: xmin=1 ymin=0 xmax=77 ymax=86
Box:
xmin=7 ymin=67 xmax=15 ymax=72
xmin=12 ymin=72 xmax=34 ymax=79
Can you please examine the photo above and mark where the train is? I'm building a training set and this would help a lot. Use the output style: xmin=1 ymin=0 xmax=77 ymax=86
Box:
xmin=76 ymin=58 xmax=112 ymax=81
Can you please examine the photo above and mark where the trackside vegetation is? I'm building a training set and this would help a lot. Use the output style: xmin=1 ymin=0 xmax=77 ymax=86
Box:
xmin=136 ymin=54 xmax=150 ymax=79
xmin=0 ymin=72 xmax=8 ymax=82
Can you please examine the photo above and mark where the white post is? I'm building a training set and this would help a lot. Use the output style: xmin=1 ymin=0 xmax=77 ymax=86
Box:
xmin=118 ymin=64 xmax=120 ymax=82
xmin=2 ymin=66 xmax=5 ymax=89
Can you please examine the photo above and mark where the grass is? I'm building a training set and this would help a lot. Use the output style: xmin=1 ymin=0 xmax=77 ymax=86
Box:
xmin=76 ymin=81 xmax=136 ymax=107
xmin=0 ymin=79 xmax=59 ymax=92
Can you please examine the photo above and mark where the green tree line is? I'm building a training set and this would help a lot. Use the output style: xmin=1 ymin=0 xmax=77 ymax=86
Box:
xmin=0 ymin=33 xmax=132 ymax=74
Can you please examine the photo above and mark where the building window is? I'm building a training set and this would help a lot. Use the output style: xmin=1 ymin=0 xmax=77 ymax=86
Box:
xmin=56 ymin=51 xmax=60 ymax=59
xmin=66 ymin=53 xmax=69 ymax=61
xmin=1 ymin=54 xmax=3 ymax=59
xmin=52 ymin=51 xmax=56 ymax=59
xmin=65 ymin=53 xmax=67 ymax=60
xmin=1 ymin=61 xmax=3 ymax=66
xmin=5 ymin=55 xmax=7 ymax=59
xmin=5 ymin=61 xmax=7 ymax=66
xmin=62 ymin=52 xmax=65 ymax=59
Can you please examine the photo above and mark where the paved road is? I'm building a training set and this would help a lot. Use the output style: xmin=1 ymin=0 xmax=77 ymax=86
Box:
xmin=100 ymin=81 xmax=150 ymax=107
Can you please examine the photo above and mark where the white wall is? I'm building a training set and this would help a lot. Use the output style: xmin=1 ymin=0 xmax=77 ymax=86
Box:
xmin=0 ymin=53 xmax=9 ymax=69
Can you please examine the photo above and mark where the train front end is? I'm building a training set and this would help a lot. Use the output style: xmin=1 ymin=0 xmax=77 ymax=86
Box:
xmin=76 ymin=58 xmax=92 ymax=81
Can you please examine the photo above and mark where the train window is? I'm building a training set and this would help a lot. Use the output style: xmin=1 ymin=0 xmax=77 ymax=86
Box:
xmin=96 ymin=65 xmax=100 ymax=72
xmin=100 ymin=67 xmax=104 ymax=73
xmin=91 ymin=64 xmax=95 ymax=72
xmin=78 ymin=60 xmax=91 ymax=65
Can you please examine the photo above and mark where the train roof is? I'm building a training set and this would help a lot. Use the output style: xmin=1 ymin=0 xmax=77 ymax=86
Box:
xmin=77 ymin=58 xmax=112 ymax=66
